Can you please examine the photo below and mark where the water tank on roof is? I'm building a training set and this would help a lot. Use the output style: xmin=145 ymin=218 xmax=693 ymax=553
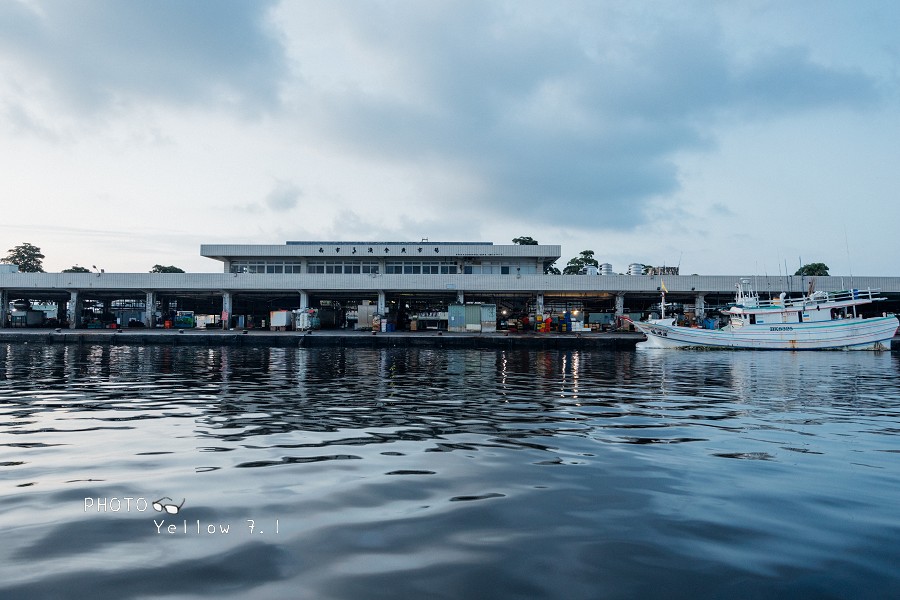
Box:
xmin=599 ymin=263 xmax=613 ymax=276
xmin=627 ymin=263 xmax=644 ymax=276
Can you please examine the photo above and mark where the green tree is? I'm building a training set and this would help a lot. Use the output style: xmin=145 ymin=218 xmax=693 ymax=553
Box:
xmin=512 ymin=236 xmax=539 ymax=245
xmin=544 ymin=261 xmax=560 ymax=275
xmin=62 ymin=265 xmax=91 ymax=273
xmin=795 ymin=262 xmax=829 ymax=276
xmin=150 ymin=265 xmax=185 ymax=273
xmin=562 ymin=250 xmax=599 ymax=275
xmin=3 ymin=242 xmax=45 ymax=272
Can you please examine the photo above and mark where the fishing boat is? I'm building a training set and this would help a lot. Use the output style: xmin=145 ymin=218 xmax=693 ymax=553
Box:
xmin=624 ymin=279 xmax=898 ymax=350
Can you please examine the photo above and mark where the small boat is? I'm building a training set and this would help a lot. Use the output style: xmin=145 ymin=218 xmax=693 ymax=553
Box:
xmin=624 ymin=279 xmax=899 ymax=350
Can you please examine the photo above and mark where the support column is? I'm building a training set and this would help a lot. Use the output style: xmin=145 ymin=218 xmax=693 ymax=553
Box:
xmin=299 ymin=290 xmax=309 ymax=309
xmin=222 ymin=292 xmax=233 ymax=330
xmin=145 ymin=291 xmax=157 ymax=328
xmin=56 ymin=300 xmax=66 ymax=322
xmin=695 ymin=293 xmax=706 ymax=319
xmin=67 ymin=290 xmax=82 ymax=329
xmin=377 ymin=290 xmax=386 ymax=314
xmin=456 ymin=291 xmax=464 ymax=304
xmin=615 ymin=292 xmax=625 ymax=316
xmin=0 ymin=289 xmax=7 ymax=328
xmin=535 ymin=293 xmax=544 ymax=315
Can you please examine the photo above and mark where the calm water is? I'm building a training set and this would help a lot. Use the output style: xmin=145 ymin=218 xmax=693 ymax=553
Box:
xmin=1 ymin=343 xmax=899 ymax=599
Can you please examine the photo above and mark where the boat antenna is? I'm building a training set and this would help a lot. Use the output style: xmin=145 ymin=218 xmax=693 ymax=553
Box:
xmin=784 ymin=259 xmax=789 ymax=293
xmin=844 ymin=226 xmax=854 ymax=289
xmin=777 ymin=258 xmax=785 ymax=296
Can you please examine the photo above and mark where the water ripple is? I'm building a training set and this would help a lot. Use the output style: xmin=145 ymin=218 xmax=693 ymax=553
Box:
xmin=1 ymin=344 xmax=899 ymax=598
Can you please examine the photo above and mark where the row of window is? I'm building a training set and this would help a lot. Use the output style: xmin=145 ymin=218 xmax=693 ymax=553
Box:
xmin=229 ymin=260 xmax=539 ymax=275
xmin=230 ymin=262 xmax=304 ymax=274
xmin=308 ymin=262 xmax=380 ymax=274
xmin=384 ymin=262 xmax=457 ymax=274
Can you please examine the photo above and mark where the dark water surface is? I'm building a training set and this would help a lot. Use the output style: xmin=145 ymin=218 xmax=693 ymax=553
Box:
xmin=1 ymin=344 xmax=899 ymax=599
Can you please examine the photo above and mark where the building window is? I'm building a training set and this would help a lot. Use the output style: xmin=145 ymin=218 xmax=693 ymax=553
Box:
xmin=231 ymin=260 xmax=300 ymax=274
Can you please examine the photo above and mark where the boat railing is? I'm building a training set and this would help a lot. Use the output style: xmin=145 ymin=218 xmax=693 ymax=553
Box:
xmin=752 ymin=288 xmax=883 ymax=309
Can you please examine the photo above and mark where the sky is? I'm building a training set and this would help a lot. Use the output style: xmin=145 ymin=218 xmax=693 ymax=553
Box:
xmin=1 ymin=0 xmax=898 ymax=276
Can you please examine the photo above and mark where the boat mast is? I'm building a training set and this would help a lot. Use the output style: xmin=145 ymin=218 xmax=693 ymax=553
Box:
xmin=661 ymin=288 xmax=665 ymax=319
xmin=660 ymin=280 xmax=667 ymax=320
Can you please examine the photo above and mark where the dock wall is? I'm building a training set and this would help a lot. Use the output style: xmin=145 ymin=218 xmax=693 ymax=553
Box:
xmin=0 ymin=330 xmax=644 ymax=351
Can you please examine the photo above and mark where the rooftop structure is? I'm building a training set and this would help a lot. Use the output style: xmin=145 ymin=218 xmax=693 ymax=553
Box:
xmin=201 ymin=241 xmax=562 ymax=276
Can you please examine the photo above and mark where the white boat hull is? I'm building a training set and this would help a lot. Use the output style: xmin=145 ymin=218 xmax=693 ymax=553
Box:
xmin=630 ymin=316 xmax=898 ymax=351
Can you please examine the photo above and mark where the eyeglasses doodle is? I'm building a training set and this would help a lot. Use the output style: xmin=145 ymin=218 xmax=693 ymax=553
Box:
xmin=152 ymin=497 xmax=185 ymax=515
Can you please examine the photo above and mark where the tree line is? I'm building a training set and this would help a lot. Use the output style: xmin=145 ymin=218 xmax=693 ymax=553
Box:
xmin=2 ymin=242 xmax=185 ymax=273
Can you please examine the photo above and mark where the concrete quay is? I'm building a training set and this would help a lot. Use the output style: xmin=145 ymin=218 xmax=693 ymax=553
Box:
xmin=0 ymin=328 xmax=645 ymax=350
xmin=1 ymin=328 xmax=897 ymax=351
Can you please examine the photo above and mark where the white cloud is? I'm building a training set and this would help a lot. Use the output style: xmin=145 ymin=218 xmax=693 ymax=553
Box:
xmin=0 ymin=0 xmax=286 ymax=117
xmin=1 ymin=1 xmax=898 ymax=275
xmin=265 ymin=180 xmax=302 ymax=212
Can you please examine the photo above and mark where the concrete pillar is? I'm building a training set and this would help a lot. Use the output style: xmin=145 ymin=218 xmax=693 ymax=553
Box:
xmin=56 ymin=300 xmax=66 ymax=322
xmin=456 ymin=291 xmax=464 ymax=304
xmin=377 ymin=290 xmax=386 ymax=314
xmin=299 ymin=290 xmax=309 ymax=309
xmin=222 ymin=292 xmax=233 ymax=329
xmin=67 ymin=290 xmax=81 ymax=329
xmin=615 ymin=292 xmax=625 ymax=316
xmin=0 ymin=289 xmax=7 ymax=328
xmin=536 ymin=293 xmax=544 ymax=314
xmin=695 ymin=293 xmax=706 ymax=319
xmin=145 ymin=291 xmax=157 ymax=328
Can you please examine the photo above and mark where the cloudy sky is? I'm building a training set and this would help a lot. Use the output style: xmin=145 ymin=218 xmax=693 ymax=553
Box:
xmin=1 ymin=0 xmax=898 ymax=275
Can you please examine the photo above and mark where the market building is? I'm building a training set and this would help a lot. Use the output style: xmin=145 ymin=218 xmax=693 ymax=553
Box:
xmin=2 ymin=240 xmax=899 ymax=331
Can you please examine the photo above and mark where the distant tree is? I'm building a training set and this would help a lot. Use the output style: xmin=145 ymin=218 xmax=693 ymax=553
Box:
xmin=563 ymin=250 xmax=600 ymax=275
xmin=62 ymin=265 xmax=91 ymax=273
xmin=795 ymin=263 xmax=829 ymax=276
xmin=3 ymin=242 xmax=45 ymax=272
xmin=512 ymin=236 xmax=539 ymax=245
xmin=544 ymin=261 xmax=561 ymax=275
xmin=150 ymin=265 xmax=185 ymax=273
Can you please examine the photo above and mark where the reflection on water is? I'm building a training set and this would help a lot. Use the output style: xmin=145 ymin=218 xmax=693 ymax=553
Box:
xmin=1 ymin=344 xmax=899 ymax=599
